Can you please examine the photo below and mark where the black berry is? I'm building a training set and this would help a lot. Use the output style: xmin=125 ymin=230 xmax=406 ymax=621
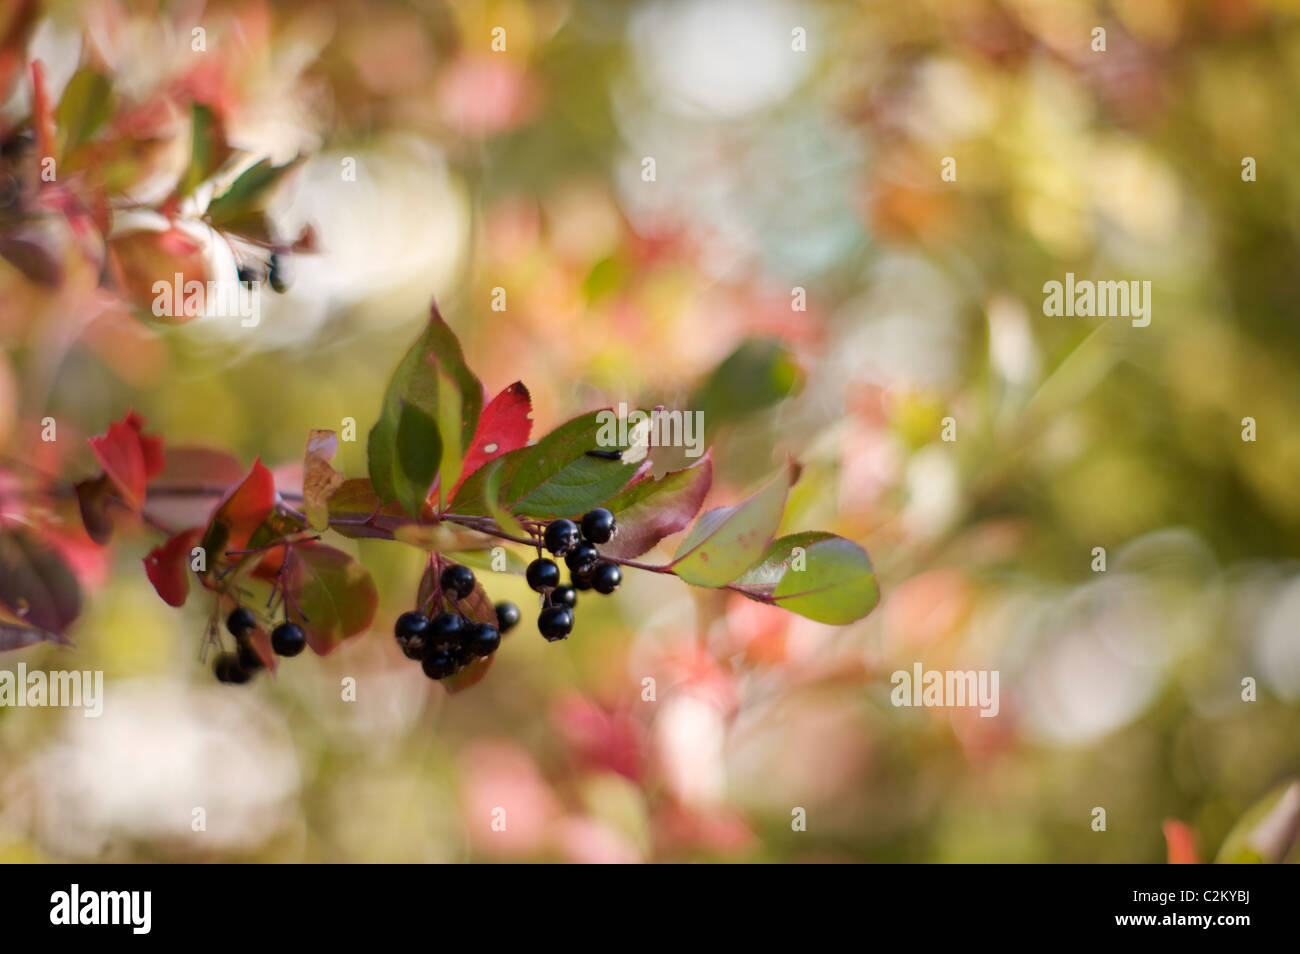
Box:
xmin=565 ymin=542 xmax=600 ymax=575
xmin=268 ymin=252 xmax=290 ymax=293
xmin=552 ymin=585 xmax=578 ymax=608
xmin=422 ymin=647 xmax=458 ymax=680
xmin=236 ymin=264 xmax=261 ymax=284
xmin=592 ymin=562 xmax=622 ymax=594
xmin=214 ymin=652 xmax=251 ymax=684
xmin=429 ymin=611 xmax=466 ymax=645
xmin=538 ymin=605 xmax=574 ymax=642
xmin=394 ymin=611 xmax=431 ymax=659
xmin=571 ymin=564 xmax=595 ymax=591
xmin=581 ymin=508 xmax=616 ymax=544
xmin=226 ymin=607 xmax=256 ymax=637
xmin=495 ymin=601 xmax=520 ymax=633
xmin=465 ymin=622 xmax=501 ymax=657
xmin=440 ymin=563 xmax=476 ymax=600
xmin=543 ymin=518 xmax=581 ymax=556
xmin=526 ymin=558 xmax=561 ymax=592
xmin=271 ymin=622 xmax=307 ymax=657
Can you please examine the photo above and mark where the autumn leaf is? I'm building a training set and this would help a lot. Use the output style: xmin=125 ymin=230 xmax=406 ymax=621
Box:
xmin=0 ymin=527 xmax=83 ymax=637
xmin=283 ymin=542 xmax=379 ymax=655
xmin=450 ymin=381 xmax=532 ymax=501
xmin=87 ymin=410 xmax=166 ymax=512
xmin=599 ymin=452 xmax=713 ymax=559
xmin=198 ymin=458 xmax=277 ymax=571
xmin=143 ymin=527 xmax=202 ymax=607
xmin=303 ymin=429 xmax=345 ymax=530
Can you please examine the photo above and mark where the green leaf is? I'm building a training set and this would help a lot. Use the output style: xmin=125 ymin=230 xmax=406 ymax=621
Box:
xmin=671 ymin=462 xmax=795 ymax=587
xmin=285 ymin=543 xmax=379 ymax=656
xmin=1215 ymin=779 xmax=1300 ymax=864
xmin=483 ymin=458 xmax=527 ymax=539
xmin=56 ymin=68 xmax=113 ymax=153
xmin=600 ymin=451 xmax=713 ymax=559
xmin=504 ymin=409 xmax=638 ymax=518
xmin=325 ymin=478 xmax=391 ymax=540
xmin=179 ymin=104 xmax=228 ymax=197
xmin=730 ymin=531 xmax=879 ymax=624
xmin=434 ymin=360 xmax=464 ymax=509
xmin=206 ymin=157 xmax=299 ymax=228
xmin=368 ymin=303 xmax=482 ymax=517
xmin=445 ymin=446 xmax=529 ymax=517
xmin=512 ymin=454 xmax=638 ymax=517
xmin=691 ymin=338 xmax=802 ymax=431
xmin=392 ymin=400 xmax=442 ymax=519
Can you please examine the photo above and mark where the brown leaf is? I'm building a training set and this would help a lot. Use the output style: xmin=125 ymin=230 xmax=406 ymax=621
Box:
xmin=303 ymin=429 xmax=344 ymax=530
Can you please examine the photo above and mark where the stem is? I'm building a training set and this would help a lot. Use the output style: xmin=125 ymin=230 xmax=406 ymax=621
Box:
xmin=12 ymin=475 xmax=693 ymax=587
xmin=440 ymin=513 xmax=538 ymax=548
xmin=600 ymin=555 xmax=674 ymax=574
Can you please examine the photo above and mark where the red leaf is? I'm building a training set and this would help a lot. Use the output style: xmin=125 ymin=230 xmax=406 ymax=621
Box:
xmin=143 ymin=527 xmax=201 ymax=607
xmin=450 ymin=381 xmax=532 ymax=501
xmin=1162 ymin=819 xmax=1201 ymax=864
xmin=89 ymin=420 xmax=147 ymax=511
xmin=87 ymin=410 xmax=166 ymax=512
xmin=29 ymin=60 xmax=54 ymax=169
xmin=599 ymin=451 xmax=713 ymax=559
xmin=125 ymin=410 xmax=165 ymax=479
xmin=199 ymin=458 xmax=276 ymax=561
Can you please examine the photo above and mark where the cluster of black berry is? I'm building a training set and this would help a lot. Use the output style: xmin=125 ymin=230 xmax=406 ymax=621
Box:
xmin=392 ymin=563 xmax=517 ymax=681
xmin=237 ymin=251 xmax=291 ymax=293
xmin=213 ymin=606 xmax=307 ymax=683
xmin=527 ymin=507 xmax=621 ymax=642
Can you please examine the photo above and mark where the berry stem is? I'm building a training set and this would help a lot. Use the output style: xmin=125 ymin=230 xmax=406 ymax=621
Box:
xmin=594 ymin=554 xmax=675 ymax=574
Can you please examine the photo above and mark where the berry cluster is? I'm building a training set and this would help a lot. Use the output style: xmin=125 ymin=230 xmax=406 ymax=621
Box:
xmin=213 ymin=605 xmax=307 ymax=684
xmin=392 ymin=563 xmax=516 ymax=681
xmin=215 ymin=509 xmax=622 ymax=686
xmin=527 ymin=508 xmax=621 ymax=642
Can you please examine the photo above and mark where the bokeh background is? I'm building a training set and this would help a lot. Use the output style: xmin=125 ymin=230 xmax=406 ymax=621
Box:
xmin=2 ymin=0 xmax=1299 ymax=862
